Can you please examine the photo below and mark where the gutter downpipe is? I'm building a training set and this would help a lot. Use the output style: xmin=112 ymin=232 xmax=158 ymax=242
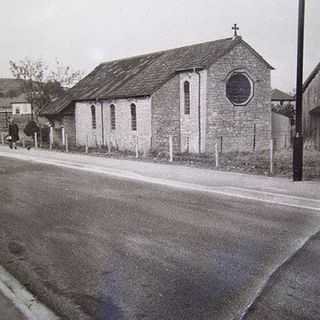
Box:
xmin=98 ymin=98 xmax=105 ymax=146
xmin=194 ymin=68 xmax=201 ymax=153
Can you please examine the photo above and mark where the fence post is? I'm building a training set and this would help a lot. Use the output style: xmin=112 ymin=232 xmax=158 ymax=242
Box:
xmin=34 ymin=132 xmax=38 ymax=149
xmin=169 ymin=135 xmax=173 ymax=162
xmin=270 ymin=139 xmax=274 ymax=176
xmin=61 ymin=127 xmax=65 ymax=145
xmin=135 ymin=135 xmax=139 ymax=158
xmin=22 ymin=137 xmax=25 ymax=148
xmin=253 ymin=123 xmax=256 ymax=151
xmin=1 ymin=133 xmax=4 ymax=144
xmin=85 ymin=135 xmax=89 ymax=153
xmin=215 ymin=142 xmax=219 ymax=167
xmin=49 ymin=126 xmax=53 ymax=150
xmin=65 ymin=134 xmax=69 ymax=153
xmin=220 ymin=136 xmax=223 ymax=153
xmin=284 ymin=135 xmax=287 ymax=149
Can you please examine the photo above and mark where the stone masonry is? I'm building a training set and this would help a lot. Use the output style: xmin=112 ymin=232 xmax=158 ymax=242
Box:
xmin=303 ymin=68 xmax=320 ymax=149
xmin=41 ymin=37 xmax=273 ymax=155
xmin=151 ymin=75 xmax=181 ymax=154
xmin=75 ymin=97 xmax=151 ymax=153
xmin=206 ymin=42 xmax=272 ymax=153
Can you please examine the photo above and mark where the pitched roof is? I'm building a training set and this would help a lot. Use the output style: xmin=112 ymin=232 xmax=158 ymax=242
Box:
xmin=40 ymin=37 xmax=274 ymax=116
xmin=303 ymin=62 xmax=320 ymax=93
xmin=0 ymin=78 xmax=27 ymax=109
xmin=271 ymin=89 xmax=294 ymax=101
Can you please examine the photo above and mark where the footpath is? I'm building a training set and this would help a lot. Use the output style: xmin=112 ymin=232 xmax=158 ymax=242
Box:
xmin=0 ymin=145 xmax=319 ymax=202
xmin=0 ymin=145 xmax=319 ymax=320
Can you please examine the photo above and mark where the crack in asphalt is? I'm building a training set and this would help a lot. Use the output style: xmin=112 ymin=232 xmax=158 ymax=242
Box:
xmin=238 ymin=228 xmax=320 ymax=320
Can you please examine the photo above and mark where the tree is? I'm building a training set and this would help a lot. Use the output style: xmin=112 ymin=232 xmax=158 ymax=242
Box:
xmin=9 ymin=58 xmax=83 ymax=118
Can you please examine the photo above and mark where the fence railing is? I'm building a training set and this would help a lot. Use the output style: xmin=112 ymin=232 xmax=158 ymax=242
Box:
xmin=2 ymin=126 xmax=319 ymax=177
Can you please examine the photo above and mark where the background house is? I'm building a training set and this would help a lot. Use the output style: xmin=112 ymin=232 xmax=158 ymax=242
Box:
xmin=302 ymin=62 xmax=320 ymax=149
xmin=0 ymin=79 xmax=32 ymax=136
xmin=12 ymin=102 xmax=32 ymax=116
xmin=271 ymin=89 xmax=294 ymax=150
xmin=40 ymin=35 xmax=274 ymax=154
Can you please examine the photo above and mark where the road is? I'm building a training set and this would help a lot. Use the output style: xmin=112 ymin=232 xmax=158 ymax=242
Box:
xmin=0 ymin=156 xmax=319 ymax=320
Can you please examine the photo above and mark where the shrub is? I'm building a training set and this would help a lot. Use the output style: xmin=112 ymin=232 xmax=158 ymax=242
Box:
xmin=24 ymin=120 xmax=40 ymax=137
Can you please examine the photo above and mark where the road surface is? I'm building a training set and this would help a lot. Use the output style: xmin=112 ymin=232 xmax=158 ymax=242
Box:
xmin=0 ymin=156 xmax=319 ymax=320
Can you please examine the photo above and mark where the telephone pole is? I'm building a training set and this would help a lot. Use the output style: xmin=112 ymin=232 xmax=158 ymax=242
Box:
xmin=293 ymin=0 xmax=305 ymax=181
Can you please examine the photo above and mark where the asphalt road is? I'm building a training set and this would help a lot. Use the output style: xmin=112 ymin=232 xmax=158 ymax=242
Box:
xmin=0 ymin=157 xmax=319 ymax=320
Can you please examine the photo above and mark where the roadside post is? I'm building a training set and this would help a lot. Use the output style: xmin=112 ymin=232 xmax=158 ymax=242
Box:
xmin=61 ymin=127 xmax=65 ymax=145
xmin=169 ymin=135 xmax=173 ymax=162
xmin=85 ymin=135 xmax=89 ymax=153
xmin=136 ymin=135 xmax=139 ymax=158
xmin=253 ymin=123 xmax=256 ymax=152
xmin=293 ymin=0 xmax=305 ymax=181
xmin=215 ymin=142 xmax=219 ymax=167
xmin=270 ymin=139 xmax=274 ymax=175
xmin=1 ymin=133 xmax=4 ymax=144
xmin=49 ymin=126 xmax=53 ymax=150
xmin=22 ymin=137 xmax=25 ymax=148
xmin=65 ymin=134 xmax=69 ymax=153
xmin=34 ymin=132 xmax=38 ymax=149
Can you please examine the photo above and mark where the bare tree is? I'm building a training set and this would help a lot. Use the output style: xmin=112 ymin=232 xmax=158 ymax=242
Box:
xmin=9 ymin=58 xmax=83 ymax=118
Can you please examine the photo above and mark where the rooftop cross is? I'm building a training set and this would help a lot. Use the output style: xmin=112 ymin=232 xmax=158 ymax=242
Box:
xmin=232 ymin=24 xmax=239 ymax=37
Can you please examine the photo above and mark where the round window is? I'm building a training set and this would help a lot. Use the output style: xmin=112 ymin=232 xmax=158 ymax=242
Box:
xmin=226 ymin=73 xmax=253 ymax=105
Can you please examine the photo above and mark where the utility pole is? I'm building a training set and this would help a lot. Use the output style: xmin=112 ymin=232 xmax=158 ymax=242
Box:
xmin=293 ymin=0 xmax=305 ymax=181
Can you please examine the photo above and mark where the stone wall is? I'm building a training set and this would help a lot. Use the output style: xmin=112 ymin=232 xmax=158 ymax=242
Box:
xmin=179 ymin=70 xmax=207 ymax=153
xmin=62 ymin=115 xmax=76 ymax=146
xmin=151 ymin=75 xmax=180 ymax=153
xmin=303 ymin=70 xmax=320 ymax=149
xmin=38 ymin=113 xmax=76 ymax=147
xmin=75 ymin=97 xmax=151 ymax=152
xmin=206 ymin=42 xmax=272 ymax=153
xmin=272 ymin=112 xmax=292 ymax=150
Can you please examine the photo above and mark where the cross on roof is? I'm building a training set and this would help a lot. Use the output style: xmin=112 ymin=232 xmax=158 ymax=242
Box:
xmin=232 ymin=24 xmax=239 ymax=37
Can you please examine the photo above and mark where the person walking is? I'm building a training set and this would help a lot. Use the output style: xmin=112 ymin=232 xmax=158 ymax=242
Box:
xmin=8 ymin=118 xmax=19 ymax=149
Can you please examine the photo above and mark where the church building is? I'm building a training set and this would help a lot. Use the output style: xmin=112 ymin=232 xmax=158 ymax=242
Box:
xmin=40 ymin=32 xmax=273 ymax=154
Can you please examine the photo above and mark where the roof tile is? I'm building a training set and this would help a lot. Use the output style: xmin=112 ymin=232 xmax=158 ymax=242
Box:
xmin=40 ymin=37 xmax=273 ymax=116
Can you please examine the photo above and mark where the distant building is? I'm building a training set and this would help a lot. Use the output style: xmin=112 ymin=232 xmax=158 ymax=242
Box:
xmin=271 ymin=89 xmax=294 ymax=150
xmin=40 ymin=35 xmax=274 ymax=153
xmin=12 ymin=102 xmax=32 ymax=115
xmin=0 ymin=79 xmax=32 ymax=136
xmin=271 ymin=88 xmax=295 ymax=107
xmin=302 ymin=62 xmax=320 ymax=149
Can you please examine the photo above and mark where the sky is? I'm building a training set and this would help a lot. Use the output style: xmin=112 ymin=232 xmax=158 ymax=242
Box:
xmin=0 ymin=0 xmax=319 ymax=93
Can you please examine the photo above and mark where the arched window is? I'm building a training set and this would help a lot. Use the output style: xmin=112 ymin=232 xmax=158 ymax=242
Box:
xmin=91 ymin=105 xmax=96 ymax=129
xmin=131 ymin=104 xmax=137 ymax=131
xmin=184 ymin=81 xmax=190 ymax=115
xmin=110 ymin=104 xmax=116 ymax=130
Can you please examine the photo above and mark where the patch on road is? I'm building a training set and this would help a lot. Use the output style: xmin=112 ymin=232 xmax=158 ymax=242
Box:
xmin=72 ymin=293 xmax=124 ymax=320
xmin=8 ymin=241 xmax=26 ymax=257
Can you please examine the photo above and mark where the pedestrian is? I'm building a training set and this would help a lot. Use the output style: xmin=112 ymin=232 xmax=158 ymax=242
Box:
xmin=8 ymin=118 xmax=19 ymax=149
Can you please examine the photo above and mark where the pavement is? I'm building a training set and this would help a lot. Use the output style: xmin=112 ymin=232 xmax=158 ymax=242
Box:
xmin=0 ymin=144 xmax=319 ymax=201
xmin=0 ymin=145 xmax=319 ymax=320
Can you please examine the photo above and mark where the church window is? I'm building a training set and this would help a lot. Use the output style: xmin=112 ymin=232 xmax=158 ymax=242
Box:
xmin=15 ymin=107 xmax=20 ymax=115
xmin=184 ymin=81 xmax=191 ymax=114
xmin=110 ymin=104 xmax=116 ymax=130
xmin=131 ymin=104 xmax=137 ymax=131
xmin=91 ymin=105 xmax=96 ymax=129
xmin=226 ymin=72 xmax=253 ymax=105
